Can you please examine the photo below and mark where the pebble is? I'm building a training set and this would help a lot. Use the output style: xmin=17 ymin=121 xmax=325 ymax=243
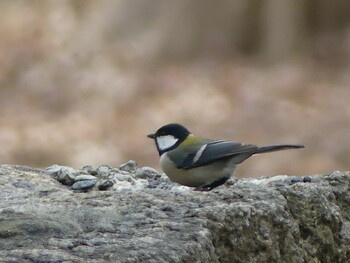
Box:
xmin=147 ymin=181 xmax=173 ymax=190
xmin=291 ymin=176 xmax=312 ymax=184
xmin=97 ymin=179 xmax=114 ymax=191
xmin=226 ymin=177 xmax=238 ymax=186
xmin=47 ymin=161 xmax=168 ymax=192
xmin=97 ymin=165 xmax=111 ymax=178
xmin=57 ymin=170 xmax=76 ymax=186
xmin=291 ymin=177 xmax=302 ymax=184
xmin=135 ymin=167 xmax=160 ymax=179
xmin=147 ymin=181 xmax=158 ymax=189
xmin=71 ymin=180 xmax=97 ymax=190
xmin=119 ymin=160 xmax=137 ymax=172
xmin=45 ymin=165 xmax=76 ymax=176
xmin=327 ymin=171 xmax=344 ymax=182
xmin=303 ymin=176 xmax=312 ymax=183
xmin=75 ymin=175 xmax=98 ymax=182
xmin=45 ymin=165 xmax=77 ymax=186
xmin=80 ymin=165 xmax=98 ymax=176
xmin=114 ymin=173 xmax=136 ymax=183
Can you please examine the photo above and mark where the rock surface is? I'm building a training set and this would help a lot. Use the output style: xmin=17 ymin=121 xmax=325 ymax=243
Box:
xmin=0 ymin=164 xmax=349 ymax=263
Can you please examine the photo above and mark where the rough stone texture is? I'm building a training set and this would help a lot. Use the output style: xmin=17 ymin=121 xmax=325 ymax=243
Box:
xmin=0 ymin=164 xmax=349 ymax=263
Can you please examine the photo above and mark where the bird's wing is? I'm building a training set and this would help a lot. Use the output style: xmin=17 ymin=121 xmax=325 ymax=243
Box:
xmin=173 ymin=140 xmax=259 ymax=169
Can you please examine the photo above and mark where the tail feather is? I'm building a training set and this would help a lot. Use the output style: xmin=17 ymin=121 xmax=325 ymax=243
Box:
xmin=255 ymin=144 xmax=305 ymax=154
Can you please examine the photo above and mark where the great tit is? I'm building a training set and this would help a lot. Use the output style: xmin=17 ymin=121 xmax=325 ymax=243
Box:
xmin=148 ymin=123 xmax=305 ymax=191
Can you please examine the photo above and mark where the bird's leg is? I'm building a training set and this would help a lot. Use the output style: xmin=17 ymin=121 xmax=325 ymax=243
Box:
xmin=194 ymin=176 xmax=230 ymax=191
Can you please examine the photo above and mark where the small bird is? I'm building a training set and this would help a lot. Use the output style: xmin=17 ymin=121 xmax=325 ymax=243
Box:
xmin=148 ymin=123 xmax=305 ymax=191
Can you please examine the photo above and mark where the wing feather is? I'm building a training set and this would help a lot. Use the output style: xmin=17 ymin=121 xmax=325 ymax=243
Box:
xmin=177 ymin=140 xmax=258 ymax=169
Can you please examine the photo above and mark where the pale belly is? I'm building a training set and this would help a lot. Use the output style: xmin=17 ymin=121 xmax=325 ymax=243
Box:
xmin=160 ymin=154 xmax=237 ymax=187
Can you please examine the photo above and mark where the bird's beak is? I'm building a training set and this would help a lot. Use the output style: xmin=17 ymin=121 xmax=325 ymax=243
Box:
xmin=147 ymin=133 xmax=155 ymax=139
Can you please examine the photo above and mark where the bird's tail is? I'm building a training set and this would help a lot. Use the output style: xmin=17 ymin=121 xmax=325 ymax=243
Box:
xmin=255 ymin=144 xmax=305 ymax=154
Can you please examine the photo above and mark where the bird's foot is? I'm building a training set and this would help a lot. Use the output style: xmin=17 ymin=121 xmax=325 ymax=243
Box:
xmin=194 ymin=186 xmax=213 ymax=192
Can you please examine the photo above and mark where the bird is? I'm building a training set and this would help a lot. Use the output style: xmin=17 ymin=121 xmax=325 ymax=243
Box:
xmin=147 ymin=123 xmax=305 ymax=191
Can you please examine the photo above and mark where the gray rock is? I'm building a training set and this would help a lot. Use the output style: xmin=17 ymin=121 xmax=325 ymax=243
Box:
xmin=114 ymin=172 xmax=136 ymax=183
xmin=1 ymin=164 xmax=350 ymax=263
xmin=97 ymin=179 xmax=114 ymax=191
xmin=135 ymin=166 xmax=161 ymax=179
xmin=146 ymin=173 xmax=175 ymax=190
xmin=119 ymin=160 xmax=137 ymax=172
xmin=291 ymin=177 xmax=302 ymax=184
xmin=96 ymin=164 xmax=111 ymax=178
xmin=71 ymin=180 xmax=97 ymax=190
xmin=45 ymin=164 xmax=77 ymax=186
xmin=327 ymin=170 xmax=344 ymax=182
xmin=303 ymin=176 xmax=312 ymax=183
xmin=80 ymin=165 xmax=98 ymax=176
xmin=74 ymin=174 xmax=98 ymax=182
xmin=45 ymin=164 xmax=76 ymax=175
xmin=57 ymin=171 xmax=76 ymax=186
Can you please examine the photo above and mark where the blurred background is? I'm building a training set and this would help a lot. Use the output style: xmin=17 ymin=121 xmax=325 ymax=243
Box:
xmin=0 ymin=0 xmax=349 ymax=178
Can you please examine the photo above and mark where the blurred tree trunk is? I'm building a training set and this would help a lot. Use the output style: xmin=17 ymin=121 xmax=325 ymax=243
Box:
xmin=93 ymin=0 xmax=350 ymax=62
xmin=261 ymin=0 xmax=304 ymax=60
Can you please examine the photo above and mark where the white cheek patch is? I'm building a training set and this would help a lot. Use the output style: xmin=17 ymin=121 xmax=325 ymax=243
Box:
xmin=156 ymin=135 xmax=179 ymax=151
